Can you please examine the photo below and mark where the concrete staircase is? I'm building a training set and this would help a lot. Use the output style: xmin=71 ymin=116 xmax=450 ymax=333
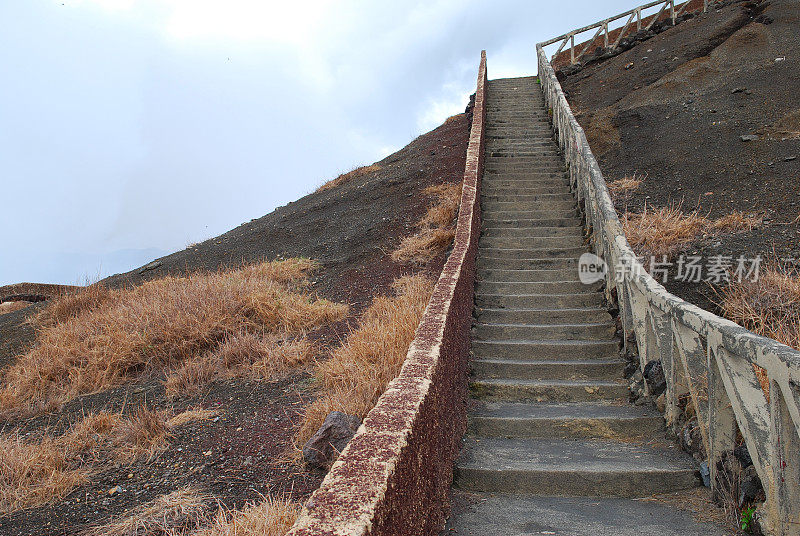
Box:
xmin=444 ymin=77 xmax=726 ymax=535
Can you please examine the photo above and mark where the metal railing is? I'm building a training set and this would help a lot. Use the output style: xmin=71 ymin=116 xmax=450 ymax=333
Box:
xmin=536 ymin=32 xmax=800 ymax=536
xmin=540 ymin=0 xmax=718 ymax=65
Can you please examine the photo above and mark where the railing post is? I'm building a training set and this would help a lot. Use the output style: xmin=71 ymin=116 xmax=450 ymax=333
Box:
xmin=769 ymin=380 xmax=800 ymax=534
xmin=707 ymin=349 xmax=738 ymax=501
xmin=603 ymin=22 xmax=609 ymax=48
xmin=636 ymin=8 xmax=642 ymax=31
xmin=570 ymin=35 xmax=575 ymax=64
xmin=670 ymin=0 xmax=676 ymax=24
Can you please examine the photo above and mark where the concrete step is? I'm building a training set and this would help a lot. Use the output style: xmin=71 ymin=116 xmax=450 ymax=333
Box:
xmin=482 ymin=199 xmax=576 ymax=211
xmin=480 ymin=226 xmax=583 ymax=238
xmin=480 ymin=218 xmax=582 ymax=230
xmin=469 ymin=378 xmax=628 ymax=402
xmin=444 ymin=492 xmax=729 ymax=535
xmin=478 ymin=235 xmax=584 ymax=249
xmin=475 ymin=292 xmax=603 ymax=309
xmin=467 ymin=402 xmax=663 ymax=438
xmin=477 ymin=269 xmax=585 ymax=283
xmin=475 ymin=307 xmax=611 ymax=325
xmin=471 ymin=338 xmax=619 ymax=360
xmin=474 ymin=321 xmax=614 ymax=341
xmin=470 ymin=358 xmax=624 ymax=381
xmin=478 ymin=246 xmax=586 ymax=260
xmin=482 ymin=187 xmax=571 ymax=196
xmin=481 ymin=191 xmax=574 ymax=202
xmin=475 ymin=281 xmax=599 ymax=296
xmin=455 ymin=437 xmax=699 ymax=496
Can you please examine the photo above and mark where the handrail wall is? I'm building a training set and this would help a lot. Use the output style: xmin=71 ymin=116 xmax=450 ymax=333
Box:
xmin=286 ymin=50 xmax=487 ymax=536
xmin=536 ymin=42 xmax=799 ymax=535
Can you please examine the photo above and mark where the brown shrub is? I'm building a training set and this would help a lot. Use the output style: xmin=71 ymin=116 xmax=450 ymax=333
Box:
xmin=316 ymin=164 xmax=381 ymax=192
xmin=1 ymin=259 xmax=346 ymax=416
xmin=295 ymin=275 xmax=434 ymax=452
xmin=392 ymin=182 xmax=462 ymax=265
xmin=622 ymin=205 xmax=707 ymax=259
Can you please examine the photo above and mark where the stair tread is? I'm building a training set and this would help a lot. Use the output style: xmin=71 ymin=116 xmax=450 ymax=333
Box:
xmin=457 ymin=437 xmax=696 ymax=472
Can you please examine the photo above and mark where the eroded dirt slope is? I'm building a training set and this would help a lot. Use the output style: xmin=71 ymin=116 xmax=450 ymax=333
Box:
xmin=560 ymin=0 xmax=800 ymax=311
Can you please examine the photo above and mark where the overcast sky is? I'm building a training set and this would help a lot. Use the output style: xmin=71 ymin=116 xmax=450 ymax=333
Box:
xmin=0 ymin=0 xmax=637 ymax=286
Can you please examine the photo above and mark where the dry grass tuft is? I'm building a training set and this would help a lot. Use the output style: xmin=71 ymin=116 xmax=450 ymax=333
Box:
xmin=711 ymin=211 xmax=762 ymax=233
xmin=1 ymin=259 xmax=346 ymax=416
xmin=316 ymin=164 xmax=381 ymax=192
xmin=164 ymin=333 xmax=315 ymax=399
xmin=622 ymin=205 xmax=707 ymax=259
xmin=87 ymin=486 xmax=210 ymax=536
xmin=719 ymin=262 xmax=800 ymax=398
xmin=0 ymin=301 xmax=32 ymax=315
xmin=0 ymin=408 xmax=177 ymax=514
xmin=607 ymin=173 xmax=644 ymax=199
xmin=718 ymin=262 xmax=800 ymax=350
xmin=166 ymin=408 xmax=219 ymax=428
xmin=188 ymin=496 xmax=299 ymax=536
xmin=392 ymin=182 xmax=462 ymax=265
xmin=295 ymin=275 xmax=434 ymax=452
xmin=33 ymin=284 xmax=113 ymax=328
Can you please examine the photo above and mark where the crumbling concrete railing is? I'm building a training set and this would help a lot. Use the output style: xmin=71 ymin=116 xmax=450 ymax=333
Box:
xmin=541 ymin=0 xmax=717 ymax=67
xmin=537 ymin=44 xmax=800 ymax=535
xmin=286 ymin=50 xmax=486 ymax=536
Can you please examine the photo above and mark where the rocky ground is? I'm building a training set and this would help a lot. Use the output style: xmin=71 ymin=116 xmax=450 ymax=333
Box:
xmin=0 ymin=112 xmax=469 ymax=536
xmin=559 ymin=0 xmax=800 ymax=312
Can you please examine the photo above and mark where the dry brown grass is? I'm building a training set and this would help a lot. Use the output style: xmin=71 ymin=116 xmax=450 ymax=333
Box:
xmin=718 ymin=262 xmax=800 ymax=398
xmin=295 ymin=275 xmax=434 ymax=453
xmin=607 ymin=173 xmax=644 ymax=199
xmin=86 ymin=486 xmax=210 ymax=536
xmin=0 ymin=259 xmax=346 ymax=416
xmin=392 ymin=182 xmax=462 ymax=265
xmin=622 ymin=205 xmax=761 ymax=260
xmin=316 ymin=164 xmax=381 ymax=192
xmin=187 ymin=496 xmax=299 ymax=536
xmin=719 ymin=262 xmax=800 ymax=351
xmin=0 ymin=408 xmax=181 ymax=514
xmin=164 ymin=333 xmax=316 ymax=399
xmin=711 ymin=211 xmax=762 ymax=233
xmin=33 ymin=284 xmax=113 ymax=328
xmin=622 ymin=205 xmax=707 ymax=259
xmin=0 ymin=301 xmax=32 ymax=315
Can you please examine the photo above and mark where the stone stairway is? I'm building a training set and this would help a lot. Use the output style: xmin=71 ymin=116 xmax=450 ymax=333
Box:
xmin=444 ymin=77 xmax=727 ymax=535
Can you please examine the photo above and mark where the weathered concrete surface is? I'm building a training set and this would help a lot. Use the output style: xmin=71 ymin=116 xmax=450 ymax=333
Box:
xmin=444 ymin=492 xmax=732 ymax=536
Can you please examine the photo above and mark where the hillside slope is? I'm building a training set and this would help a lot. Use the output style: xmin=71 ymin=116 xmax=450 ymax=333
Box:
xmin=0 ymin=113 xmax=469 ymax=536
xmin=560 ymin=0 xmax=800 ymax=311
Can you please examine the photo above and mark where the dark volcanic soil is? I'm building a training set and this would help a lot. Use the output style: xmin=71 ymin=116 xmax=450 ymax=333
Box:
xmin=0 ymin=113 xmax=469 ymax=536
xmin=560 ymin=0 xmax=800 ymax=312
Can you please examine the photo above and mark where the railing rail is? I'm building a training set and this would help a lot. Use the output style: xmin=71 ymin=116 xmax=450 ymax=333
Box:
xmin=536 ymin=36 xmax=800 ymax=535
xmin=540 ymin=0 xmax=717 ymax=65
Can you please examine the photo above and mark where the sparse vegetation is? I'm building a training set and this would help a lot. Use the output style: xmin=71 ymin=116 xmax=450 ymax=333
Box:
xmin=607 ymin=173 xmax=644 ymax=199
xmin=0 ymin=407 xmax=212 ymax=514
xmin=392 ymin=182 xmax=462 ymax=265
xmin=295 ymin=274 xmax=434 ymax=452
xmin=86 ymin=486 xmax=210 ymax=536
xmin=622 ymin=205 xmax=761 ymax=260
xmin=316 ymin=164 xmax=381 ymax=192
xmin=622 ymin=205 xmax=707 ymax=259
xmin=188 ymin=496 xmax=299 ymax=536
xmin=0 ymin=259 xmax=347 ymax=416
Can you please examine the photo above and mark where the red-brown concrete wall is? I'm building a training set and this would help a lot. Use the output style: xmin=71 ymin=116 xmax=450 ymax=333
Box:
xmin=285 ymin=50 xmax=487 ymax=536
